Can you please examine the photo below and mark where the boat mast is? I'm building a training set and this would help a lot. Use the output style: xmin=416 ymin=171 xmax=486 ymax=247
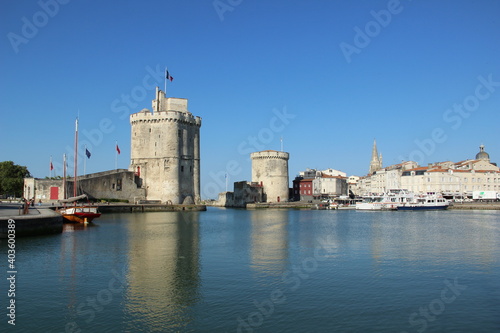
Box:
xmin=63 ymin=153 xmax=67 ymax=200
xmin=73 ymin=118 xmax=78 ymax=197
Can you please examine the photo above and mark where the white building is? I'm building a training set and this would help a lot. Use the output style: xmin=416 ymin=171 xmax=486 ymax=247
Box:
xmin=357 ymin=161 xmax=418 ymax=195
xmin=347 ymin=175 xmax=360 ymax=196
xmin=294 ymin=168 xmax=347 ymax=200
xmin=356 ymin=144 xmax=498 ymax=197
xmin=400 ymin=145 xmax=499 ymax=196
xmin=312 ymin=175 xmax=348 ymax=198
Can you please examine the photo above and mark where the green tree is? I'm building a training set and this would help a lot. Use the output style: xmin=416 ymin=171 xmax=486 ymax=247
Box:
xmin=0 ymin=161 xmax=31 ymax=197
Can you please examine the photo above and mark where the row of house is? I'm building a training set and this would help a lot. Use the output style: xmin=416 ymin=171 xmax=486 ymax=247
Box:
xmin=291 ymin=143 xmax=498 ymax=203
xmin=352 ymin=143 xmax=499 ymax=197
xmin=292 ymin=168 xmax=348 ymax=201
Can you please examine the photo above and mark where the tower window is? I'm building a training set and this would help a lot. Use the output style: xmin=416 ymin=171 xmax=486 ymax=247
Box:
xmin=178 ymin=130 xmax=182 ymax=138
xmin=181 ymin=166 xmax=184 ymax=172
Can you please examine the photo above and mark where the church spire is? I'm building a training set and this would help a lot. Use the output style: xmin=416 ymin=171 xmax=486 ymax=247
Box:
xmin=371 ymin=139 xmax=378 ymax=161
xmin=369 ymin=139 xmax=382 ymax=174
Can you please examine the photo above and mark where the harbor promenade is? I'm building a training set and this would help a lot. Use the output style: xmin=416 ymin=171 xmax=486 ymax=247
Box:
xmin=0 ymin=201 xmax=206 ymax=238
xmin=49 ymin=202 xmax=207 ymax=213
xmin=449 ymin=201 xmax=500 ymax=210
xmin=0 ymin=202 xmax=63 ymax=238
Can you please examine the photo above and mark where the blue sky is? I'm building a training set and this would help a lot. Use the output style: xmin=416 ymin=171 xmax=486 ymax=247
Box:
xmin=1 ymin=0 xmax=499 ymax=199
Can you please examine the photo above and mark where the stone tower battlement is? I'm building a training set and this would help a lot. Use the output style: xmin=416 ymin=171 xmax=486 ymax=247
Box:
xmin=250 ymin=150 xmax=289 ymax=160
xmin=251 ymin=150 xmax=289 ymax=203
xmin=130 ymin=109 xmax=202 ymax=127
xmin=129 ymin=88 xmax=201 ymax=204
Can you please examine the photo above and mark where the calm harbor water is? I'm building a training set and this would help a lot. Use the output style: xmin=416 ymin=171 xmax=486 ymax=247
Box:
xmin=1 ymin=208 xmax=500 ymax=332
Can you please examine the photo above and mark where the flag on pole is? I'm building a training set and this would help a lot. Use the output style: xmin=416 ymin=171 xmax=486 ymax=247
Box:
xmin=50 ymin=161 xmax=54 ymax=171
xmin=166 ymin=69 xmax=174 ymax=82
xmin=85 ymin=148 xmax=91 ymax=159
xmin=116 ymin=144 xmax=121 ymax=154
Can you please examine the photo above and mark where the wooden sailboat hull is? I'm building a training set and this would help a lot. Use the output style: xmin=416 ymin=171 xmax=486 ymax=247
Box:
xmin=58 ymin=206 xmax=101 ymax=223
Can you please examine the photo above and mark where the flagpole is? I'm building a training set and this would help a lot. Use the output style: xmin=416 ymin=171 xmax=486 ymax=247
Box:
xmin=164 ymin=67 xmax=167 ymax=96
xmin=115 ymin=141 xmax=118 ymax=170
xmin=63 ymin=153 xmax=67 ymax=200
xmin=50 ymin=155 xmax=52 ymax=178
xmin=74 ymin=118 xmax=78 ymax=197
xmin=84 ymin=144 xmax=87 ymax=176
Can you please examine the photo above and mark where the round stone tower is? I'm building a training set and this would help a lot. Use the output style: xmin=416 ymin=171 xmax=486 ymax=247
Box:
xmin=251 ymin=150 xmax=289 ymax=203
xmin=130 ymin=87 xmax=201 ymax=204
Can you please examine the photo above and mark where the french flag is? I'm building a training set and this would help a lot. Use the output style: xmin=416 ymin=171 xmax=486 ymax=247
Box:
xmin=166 ymin=70 xmax=174 ymax=82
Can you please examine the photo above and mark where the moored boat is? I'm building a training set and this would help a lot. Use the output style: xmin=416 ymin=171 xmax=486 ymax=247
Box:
xmin=356 ymin=195 xmax=398 ymax=210
xmin=317 ymin=200 xmax=339 ymax=210
xmin=397 ymin=192 xmax=449 ymax=210
xmin=59 ymin=206 xmax=101 ymax=223
xmin=58 ymin=194 xmax=101 ymax=223
xmin=356 ymin=189 xmax=411 ymax=211
xmin=57 ymin=118 xmax=101 ymax=223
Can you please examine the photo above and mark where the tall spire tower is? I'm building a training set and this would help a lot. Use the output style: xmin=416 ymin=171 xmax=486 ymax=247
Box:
xmin=369 ymin=139 xmax=383 ymax=174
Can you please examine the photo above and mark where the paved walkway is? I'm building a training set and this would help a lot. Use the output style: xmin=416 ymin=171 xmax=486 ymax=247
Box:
xmin=0 ymin=202 xmax=48 ymax=218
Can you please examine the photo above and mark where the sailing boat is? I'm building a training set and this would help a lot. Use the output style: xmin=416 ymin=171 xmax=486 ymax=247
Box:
xmin=58 ymin=118 xmax=101 ymax=223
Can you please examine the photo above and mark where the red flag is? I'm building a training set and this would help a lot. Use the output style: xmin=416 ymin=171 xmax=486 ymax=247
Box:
xmin=50 ymin=162 xmax=54 ymax=171
xmin=116 ymin=144 xmax=121 ymax=154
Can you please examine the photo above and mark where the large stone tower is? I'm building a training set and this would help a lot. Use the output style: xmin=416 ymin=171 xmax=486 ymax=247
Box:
xmin=251 ymin=150 xmax=289 ymax=203
xmin=130 ymin=87 xmax=202 ymax=204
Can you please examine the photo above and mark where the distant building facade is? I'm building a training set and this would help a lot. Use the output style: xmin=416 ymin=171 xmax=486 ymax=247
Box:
xmin=347 ymin=175 xmax=360 ymax=196
xmin=401 ymin=146 xmax=499 ymax=195
xmin=293 ymin=178 xmax=313 ymax=201
xmin=357 ymin=161 xmax=418 ymax=195
xmin=355 ymin=144 xmax=499 ymax=197
xmin=293 ymin=168 xmax=347 ymax=201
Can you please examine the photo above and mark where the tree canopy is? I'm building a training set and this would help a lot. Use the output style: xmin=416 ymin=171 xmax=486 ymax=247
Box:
xmin=0 ymin=161 xmax=31 ymax=197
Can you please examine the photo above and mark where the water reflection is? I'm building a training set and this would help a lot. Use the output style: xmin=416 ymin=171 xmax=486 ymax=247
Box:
xmin=124 ymin=212 xmax=200 ymax=332
xmin=369 ymin=210 xmax=500 ymax=267
xmin=250 ymin=210 xmax=288 ymax=276
xmin=6 ymin=210 xmax=500 ymax=332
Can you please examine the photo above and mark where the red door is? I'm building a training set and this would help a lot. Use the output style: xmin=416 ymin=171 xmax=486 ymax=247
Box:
xmin=50 ymin=187 xmax=59 ymax=200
